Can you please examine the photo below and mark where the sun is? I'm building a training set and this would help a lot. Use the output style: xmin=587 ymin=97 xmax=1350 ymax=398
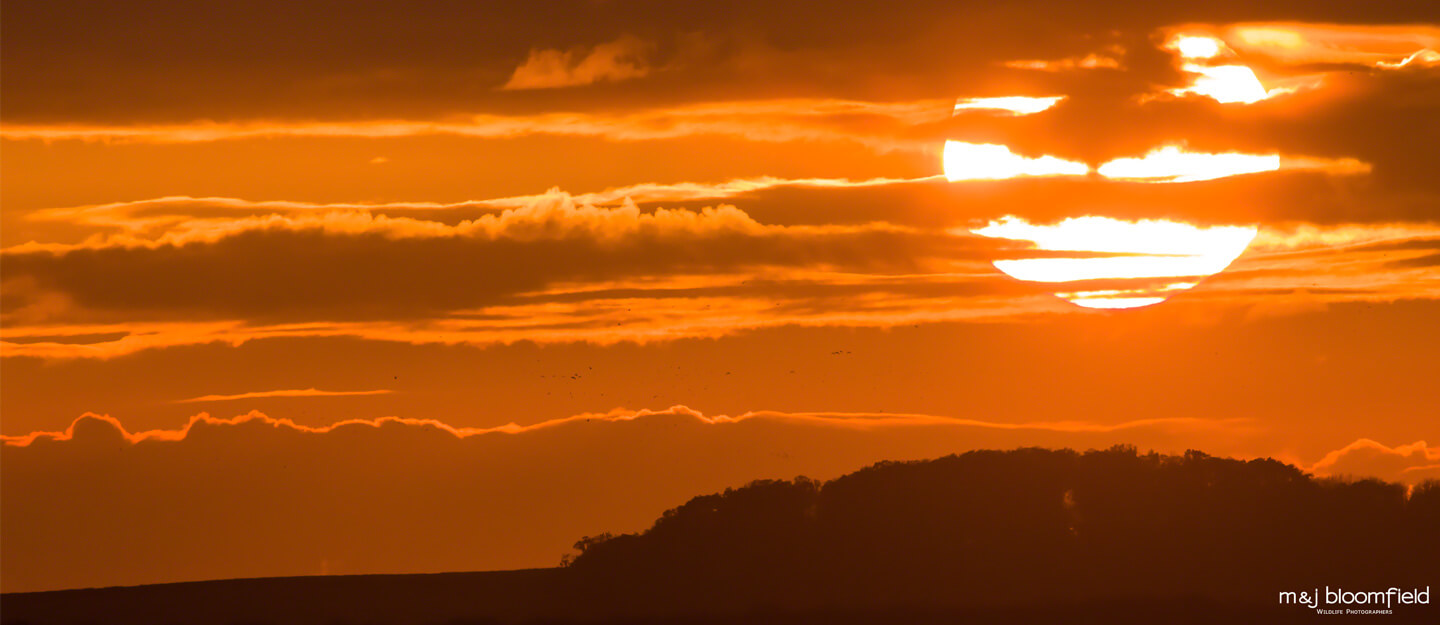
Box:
xmin=973 ymin=216 xmax=1258 ymax=309
xmin=942 ymin=141 xmax=1088 ymax=181
xmin=943 ymin=56 xmax=1274 ymax=310
xmin=1097 ymin=146 xmax=1280 ymax=182
xmin=1173 ymin=35 xmax=1224 ymax=59
xmin=1165 ymin=34 xmax=1273 ymax=104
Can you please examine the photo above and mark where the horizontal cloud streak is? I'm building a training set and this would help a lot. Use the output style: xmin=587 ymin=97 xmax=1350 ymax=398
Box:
xmin=18 ymin=175 xmax=941 ymax=240
xmin=0 ymin=285 xmax=1052 ymax=359
xmin=1219 ymin=23 xmax=1440 ymax=67
xmin=5 ymin=186 xmax=1440 ymax=359
xmin=5 ymin=188 xmax=1033 ymax=341
xmin=0 ymin=407 xmax=1255 ymax=448
xmin=0 ymin=98 xmax=953 ymax=154
xmin=173 ymin=388 xmax=394 ymax=404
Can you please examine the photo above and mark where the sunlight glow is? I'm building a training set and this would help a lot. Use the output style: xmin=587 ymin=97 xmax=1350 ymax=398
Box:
xmin=1224 ymin=24 xmax=1440 ymax=67
xmin=973 ymin=217 xmax=1258 ymax=309
xmin=1098 ymin=146 xmax=1280 ymax=182
xmin=953 ymin=96 xmax=1065 ymax=116
xmin=1378 ymin=48 xmax=1440 ymax=68
xmin=1175 ymin=63 xmax=1270 ymax=103
xmin=1061 ymin=282 xmax=1198 ymax=309
xmin=1065 ymin=295 xmax=1168 ymax=309
xmin=1173 ymin=36 xmax=1224 ymax=59
xmin=1003 ymin=53 xmax=1122 ymax=71
xmin=1228 ymin=27 xmax=1305 ymax=51
xmin=942 ymin=141 xmax=1089 ymax=181
xmin=1163 ymin=34 xmax=1273 ymax=104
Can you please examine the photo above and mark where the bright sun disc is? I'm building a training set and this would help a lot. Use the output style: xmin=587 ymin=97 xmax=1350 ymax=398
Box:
xmin=1097 ymin=146 xmax=1280 ymax=182
xmin=1176 ymin=63 xmax=1270 ymax=104
xmin=943 ymin=141 xmax=1089 ymax=181
xmin=973 ymin=216 xmax=1258 ymax=309
xmin=1173 ymin=35 xmax=1225 ymax=59
xmin=952 ymin=96 xmax=1066 ymax=116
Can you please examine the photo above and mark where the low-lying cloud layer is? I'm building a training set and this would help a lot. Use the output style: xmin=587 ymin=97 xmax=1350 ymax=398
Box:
xmin=3 ymin=405 xmax=1426 ymax=593
xmin=1309 ymin=438 xmax=1440 ymax=482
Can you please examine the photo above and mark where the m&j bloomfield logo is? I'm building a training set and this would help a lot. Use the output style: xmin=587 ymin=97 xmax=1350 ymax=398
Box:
xmin=1279 ymin=586 xmax=1430 ymax=615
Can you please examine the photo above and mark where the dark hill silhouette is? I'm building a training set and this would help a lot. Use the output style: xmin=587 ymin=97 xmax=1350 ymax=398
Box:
xmin=5 ymin=446 xmax=1438 ymax=624
xmin=564 ymin=446 xmax=1439 ymax=614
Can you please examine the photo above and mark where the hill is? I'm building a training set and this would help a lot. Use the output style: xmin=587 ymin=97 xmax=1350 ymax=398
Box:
xmin=5 ymin=446 xmax=1437 ymax=624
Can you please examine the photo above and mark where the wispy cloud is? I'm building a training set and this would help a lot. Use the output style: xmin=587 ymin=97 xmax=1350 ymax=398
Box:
xmin=174 ymin=388 xmax=394 ymax=403
xmin=0 ymin=98 xmax=951 ymax=153
xmin=17 ymin=175 xmax=939 ymax=237
xmin=0 ymin=406 xmax=1252 ymax=448
xmin=1308 ymin=438 xmax=1440 ymax=483
xmin=502 ymin=35 xmax=655 ymax=90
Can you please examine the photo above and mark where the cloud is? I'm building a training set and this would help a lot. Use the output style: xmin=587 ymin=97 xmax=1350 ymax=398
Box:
xmin=1 ymin=404 xmax=1424 ymax=593
xmin=0 ymin=405 xmax=1268 ymax=592
xmin=1207 ymin=223 xmax=1440 ymax=307
xmin=6 ymin=184 xmax=1440 ymax=359
xmin=934 ymin=60 xmax=1440 ymax=201
xmin=3 ymin=186 xmax=1063 ymax=357
xmin=0 ymin=407 xmax=1256 ymax=448
xmin=1 ymin=190 xmax=991 ymax=326
xmin=0 ymin=98 xmax=952 ymax=155
xmin=502 ymin=35 xmax=655 ymax=90
xmin=17 ymin=175 xmax=940 ymax=238
xmin=1003 ymin=51 xmax=1124 ymax=72
xmin=0 ymin=282 xmax=1057 ymax=360
xmin=173 ymin=388 xmax=394 ymax=403
xmin=6 ymin=2 xmax=1437 ymax=124
xmin=4 ymin=16 xmax=1439 ymax=357
xmin=5 ymin=33 xmax=1433 ymax=211
xmin=1309 ymin=439 xmax=1440 ymax=483
xmin=1218 ymin=23 xmax=1440 ymax=67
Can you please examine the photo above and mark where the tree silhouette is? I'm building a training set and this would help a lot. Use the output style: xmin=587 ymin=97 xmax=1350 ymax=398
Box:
xmin=7 ymin=447 xmax=1436 ymax=625
xmin=565 ymin=446 xmax=1440 ymax=610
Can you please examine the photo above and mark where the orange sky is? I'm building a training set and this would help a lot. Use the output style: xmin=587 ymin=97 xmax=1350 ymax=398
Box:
xmin=2 ymin=0 xmax=1438 ymax=593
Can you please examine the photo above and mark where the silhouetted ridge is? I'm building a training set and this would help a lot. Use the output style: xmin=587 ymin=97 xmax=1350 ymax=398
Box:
xmin=5 ymin=447 xmax=1436 ymax=624
xmin=566 ymin=446 xmax=1439 ymax=609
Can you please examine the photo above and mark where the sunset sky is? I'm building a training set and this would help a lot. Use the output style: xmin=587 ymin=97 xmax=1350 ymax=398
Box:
xmin=3 ymin=1 xmax=1438 ymax=593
